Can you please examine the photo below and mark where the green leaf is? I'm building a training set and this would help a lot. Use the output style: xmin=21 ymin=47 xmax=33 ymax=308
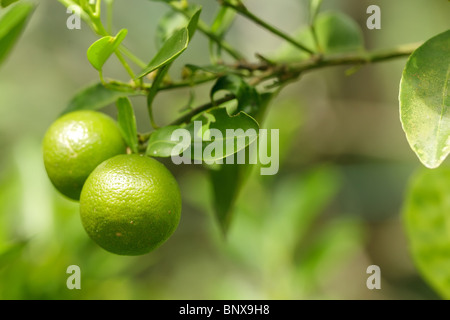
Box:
xmin=399 ymin=30 xmax=450 ymax=169
xmin=209 ymin=154 xmax=251 ymax=234
xmin=211 ymin=75 xmax=262 ymax=116
xmin=194 ymin=108 xmax=260 ymax=234
xmin=0 ymin=0 xmax=19 ymax=8
xmin=87 ymin=29 xmax=128 ymax=71
xmin=155 ymin=4 xmax=202 ymax=47
xmin=0 ymin=2 xmax=33 ymax=67
xmin=138 ymin=7 xmax=201 ymax=79
xmin=116 ymin=97 xmax=138 ymax=153
xmin=146 ymin=125 xmax=190 ymax=157
xmin=185 ymin=107 xmax=259 ymax=162
xmin=207 ymin=92 xmax=273 ymax=234
xmin=62 ymin=82 xmax=136 ymax=115
xmin=403 ymin=166 xmax=450 ymax=299
xmin=137 ymin=27 xmax=188 ymax=79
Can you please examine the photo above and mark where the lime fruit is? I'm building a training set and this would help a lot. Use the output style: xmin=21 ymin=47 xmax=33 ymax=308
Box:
xmin=79 ymin=154 xmax=182 ymax=256
xmin=43 ymin=110 xmax=127 ymax=201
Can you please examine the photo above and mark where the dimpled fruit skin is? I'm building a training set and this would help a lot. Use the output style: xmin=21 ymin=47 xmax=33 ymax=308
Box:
xmin=79 ymin=154 xmax=182 ymax=256
xmin=43 ymin=110 xmax=127 ymax=201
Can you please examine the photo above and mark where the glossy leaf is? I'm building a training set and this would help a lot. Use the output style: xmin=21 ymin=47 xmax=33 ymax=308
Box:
xmin=116 ymin=97 xmax=138 ymax=153
xmin=400 ymin=30 xmax=450 ymax=169
xmin=403 ymin=166 xmax=450 ymax=299
xmin=62 ymin=82 xmax=135 ymax=115
xmin=146 ymin=125 xmax=190 ymax=157
xmin=87 ymin=29 xmax=128 ymax=71
xmin=0 ymin=2 xmax=33 ymax=67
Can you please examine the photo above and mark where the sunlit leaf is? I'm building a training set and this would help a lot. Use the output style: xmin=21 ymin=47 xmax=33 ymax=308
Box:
xmin=400 ymin=30 xmax=450 ymax=169
xmin=87 ymin=29 xmax=128 ymax=71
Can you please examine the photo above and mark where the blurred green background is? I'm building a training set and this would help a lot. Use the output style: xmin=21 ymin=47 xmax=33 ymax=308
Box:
xmin=0 ymin=0 xmax=449 ymax=300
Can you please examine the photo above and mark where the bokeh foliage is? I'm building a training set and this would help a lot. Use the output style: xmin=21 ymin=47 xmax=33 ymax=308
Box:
xmin=0 ymin=0 xmax=449 ymax=299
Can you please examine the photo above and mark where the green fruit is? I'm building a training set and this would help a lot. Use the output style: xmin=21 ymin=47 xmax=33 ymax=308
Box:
xmin=43 ymin=110 xmax=127 ymax=201
xmin=79 ymin=154 xmax=182 ymax=256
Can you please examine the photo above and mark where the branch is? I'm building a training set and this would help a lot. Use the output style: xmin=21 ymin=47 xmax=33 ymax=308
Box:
xmin=249 ymin=42 xmax=422 ymax=86
xmin=108 ymin=41 xmax=420 ymax=96
xmin=170 ymin=42 xmax=420 ymax=125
